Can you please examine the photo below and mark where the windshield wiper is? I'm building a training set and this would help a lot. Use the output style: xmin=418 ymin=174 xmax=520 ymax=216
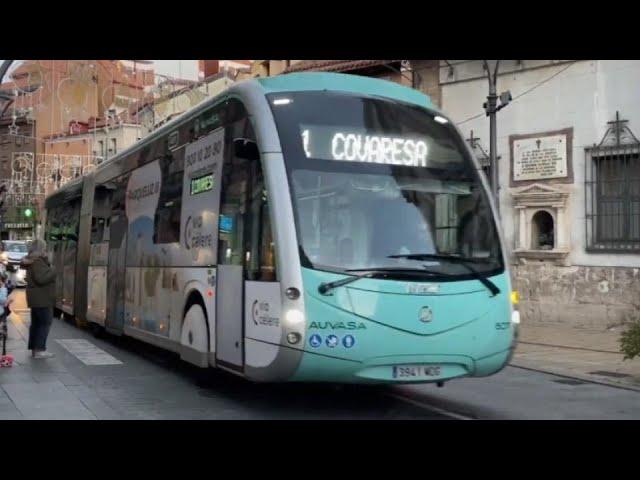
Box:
xmin=318 ymin=267 xmax=438 ymax=295
xmin=387 ymin=253 xmax=501 ymax=297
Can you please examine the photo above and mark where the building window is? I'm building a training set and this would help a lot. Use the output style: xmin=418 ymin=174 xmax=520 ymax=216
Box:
xmin=593 ymin=154 xmax=639 ymax=246
xmin=111 ymin=138 xmax=117 ymax=155
xmin=585 ymin=112 xmax=640 ymax=252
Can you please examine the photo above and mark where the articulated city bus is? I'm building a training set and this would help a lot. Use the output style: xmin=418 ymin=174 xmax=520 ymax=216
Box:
xmin=44 ymin=72 xmax=519 ymax=384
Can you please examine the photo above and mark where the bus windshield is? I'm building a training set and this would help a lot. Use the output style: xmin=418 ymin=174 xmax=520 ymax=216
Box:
xmin=268 ymin=91 xmax=504 ymax=279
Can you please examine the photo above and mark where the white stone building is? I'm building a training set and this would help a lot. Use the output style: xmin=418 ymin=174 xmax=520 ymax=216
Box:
xmin=438 ymin=60 xmax=640 ymax=329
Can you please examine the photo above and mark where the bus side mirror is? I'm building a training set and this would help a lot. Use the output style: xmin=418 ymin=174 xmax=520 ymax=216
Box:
xmin=234 ymin=138 xmax=260 ymax=161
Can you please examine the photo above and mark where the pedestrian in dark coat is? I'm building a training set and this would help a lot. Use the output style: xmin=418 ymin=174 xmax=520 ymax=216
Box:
xmin=20 ymin=239 xmax=56 ymax=359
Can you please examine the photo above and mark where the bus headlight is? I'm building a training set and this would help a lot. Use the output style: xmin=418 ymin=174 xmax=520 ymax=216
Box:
xmin=284 ymin=309 xmax=304 ymax=327
xmin=511 ymin=310 xmax=520 ymax=325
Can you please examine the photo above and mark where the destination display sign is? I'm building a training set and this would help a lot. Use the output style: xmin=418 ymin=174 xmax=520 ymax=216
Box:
xmin=190 ymin=172 xmax=214 ymax=195
xmin=300 ymin=125 xmax=429 ymax=167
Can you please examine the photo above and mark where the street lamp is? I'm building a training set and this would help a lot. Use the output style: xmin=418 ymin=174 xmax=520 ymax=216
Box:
xmin=482 ymin=60 xmax=511 ymax=216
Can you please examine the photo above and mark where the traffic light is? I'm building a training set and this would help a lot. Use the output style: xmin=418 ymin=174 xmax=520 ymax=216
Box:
xmin=24 ymin=208 xmax=33 ymax=218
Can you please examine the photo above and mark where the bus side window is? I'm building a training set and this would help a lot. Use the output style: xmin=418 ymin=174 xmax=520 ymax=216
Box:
xmin=217 ymin=104 xmax=276 ymax=281
xmin=241 ymin=121 xmax=276 ymax=282
xmin=217 ymin=123 xmax=250 ymax=267
xmin=91 ymin=185 xmax=115 ymax=246
xmin=154 ymin=150 xmax=184 ymax=244
xmin=245 ymin=160 xmax=276 ymax=282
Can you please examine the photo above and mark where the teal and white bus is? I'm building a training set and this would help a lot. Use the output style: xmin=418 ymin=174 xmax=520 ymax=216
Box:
xmin=45 ymin=72 xmax=519 ymax=384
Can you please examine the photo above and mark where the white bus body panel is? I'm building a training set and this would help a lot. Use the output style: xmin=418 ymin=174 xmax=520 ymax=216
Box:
xmin=123 ymin=265 xmax=216 ymax=367
xmin=86 ymin=266 xmax=107 ymax=326
xmin=244 ymin=281 xmax=282 ymax=368
xmin=216 ymin=264 xmax=244 ymax=368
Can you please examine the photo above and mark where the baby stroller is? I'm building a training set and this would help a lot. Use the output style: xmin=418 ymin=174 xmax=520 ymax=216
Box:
xmin=0 ymin=270 xmax=14 ymax=367
xmin=0 ymin=311 xmax=12 ymax=367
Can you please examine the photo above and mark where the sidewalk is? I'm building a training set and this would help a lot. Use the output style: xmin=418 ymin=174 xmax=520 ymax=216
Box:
xmin=512 ymin=322 xmax=640 ymax=391
xmin=0 ymin=309 xmax=109 ymax=419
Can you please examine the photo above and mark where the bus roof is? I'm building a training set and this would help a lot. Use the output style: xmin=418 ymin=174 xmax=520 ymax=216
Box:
xmin=256 ymin=72 xmax=432 ymax=109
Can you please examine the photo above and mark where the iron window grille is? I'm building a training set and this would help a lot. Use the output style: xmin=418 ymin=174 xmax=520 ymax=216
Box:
xmin=585 ymin=112 xmax=640 ymax=252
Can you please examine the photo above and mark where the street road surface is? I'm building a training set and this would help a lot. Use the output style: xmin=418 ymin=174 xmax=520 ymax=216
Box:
xmin=2 ymin=291 xmax=639 ymax=420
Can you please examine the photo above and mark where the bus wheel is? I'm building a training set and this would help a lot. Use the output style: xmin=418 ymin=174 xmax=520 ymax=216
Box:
xmin=180 ymin=303 xmax=209 ymax=368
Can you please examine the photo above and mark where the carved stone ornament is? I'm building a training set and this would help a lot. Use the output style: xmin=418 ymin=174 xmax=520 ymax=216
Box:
xmin=511 ymin=182 xmax=571 ymax=266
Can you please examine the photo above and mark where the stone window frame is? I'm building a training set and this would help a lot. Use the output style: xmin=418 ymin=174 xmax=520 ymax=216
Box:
xmin=511 ymin=183 xmax=571 ymax=266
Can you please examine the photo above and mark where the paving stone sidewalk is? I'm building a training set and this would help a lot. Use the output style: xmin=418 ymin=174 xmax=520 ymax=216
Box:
xmin=0 ymin=310 xmax=99 ymax=419
xmin=512 ymin=322 xmax=640 ymax=390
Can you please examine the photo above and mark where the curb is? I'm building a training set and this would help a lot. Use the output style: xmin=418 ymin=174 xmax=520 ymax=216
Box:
xmin=517 ymin=340 xmax=620 ymax=355
xmin=509 ymin=361 xmax=640 ymax=393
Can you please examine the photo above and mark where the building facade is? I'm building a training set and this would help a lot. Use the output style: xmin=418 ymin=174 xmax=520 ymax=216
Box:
xmin=133 ymin=71 xmax=235 ymax=137
xmin=0 ymin=117 xmax=38 ymax=240
xmin=258 ymin=59 xmax=640 ymax=330
xmin=0 ymin=60 xmax=154 ymax=234
xmin=199 ymin=60 xmax=251 ymax=79
xmin=439 ymin=60 xmax=640 ymax=329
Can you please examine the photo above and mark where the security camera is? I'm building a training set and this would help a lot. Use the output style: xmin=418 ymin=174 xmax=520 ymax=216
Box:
xmin=500 ymin=90 xmax=512 ymax=105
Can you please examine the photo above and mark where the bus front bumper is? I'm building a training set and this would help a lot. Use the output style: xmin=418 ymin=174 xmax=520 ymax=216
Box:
xmin=291 ymin=349 xmax=513 ymax=385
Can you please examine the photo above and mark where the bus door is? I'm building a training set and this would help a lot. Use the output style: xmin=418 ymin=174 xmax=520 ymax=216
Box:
xmin=215 ymin=147 xmax=248 ymax=369
xmin=106 ymin=212 xmax=127 ymax=333
xmin=215 ymin=127 xmax=262 ymax=371
xmin=105 ymin=176 xmax=129 ymax=334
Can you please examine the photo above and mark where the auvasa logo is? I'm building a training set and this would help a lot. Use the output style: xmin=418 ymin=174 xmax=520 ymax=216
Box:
xmin=309 ymin=321 xmax=366 ymax=330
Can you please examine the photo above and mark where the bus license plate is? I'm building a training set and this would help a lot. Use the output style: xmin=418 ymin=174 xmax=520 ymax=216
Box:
xmin=392 ymin=365 xmax=441 ymax=379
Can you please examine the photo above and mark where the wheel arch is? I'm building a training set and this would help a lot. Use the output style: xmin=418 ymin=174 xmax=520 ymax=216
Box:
xmin=182 ymin=287 xmax=211 ymax=352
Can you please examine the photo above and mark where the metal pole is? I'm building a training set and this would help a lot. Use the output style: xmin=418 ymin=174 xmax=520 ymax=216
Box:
xmin=484 ymin=60 xmax=500 ymax=216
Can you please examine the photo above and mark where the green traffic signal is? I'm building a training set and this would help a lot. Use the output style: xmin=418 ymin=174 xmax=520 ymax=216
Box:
xmin=24 ymin=208 xmax=32 ymax=218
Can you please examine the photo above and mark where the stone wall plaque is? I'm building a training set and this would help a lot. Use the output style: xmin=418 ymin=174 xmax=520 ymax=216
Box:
xmin=509 ymin=128 xmax=573 ymax=187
